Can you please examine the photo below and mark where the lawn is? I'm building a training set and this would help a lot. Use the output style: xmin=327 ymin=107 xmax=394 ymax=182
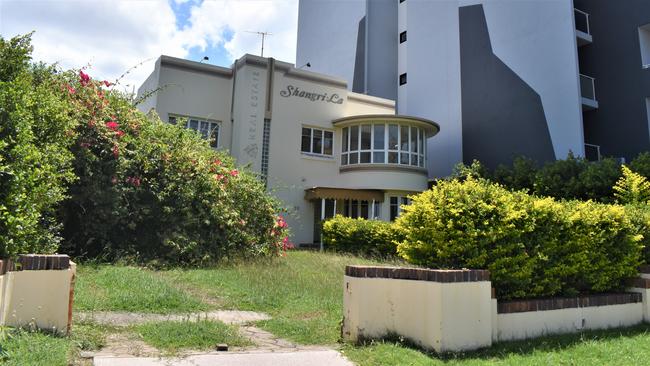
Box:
xmin=5 ymin=251 xmax=650 ymax=365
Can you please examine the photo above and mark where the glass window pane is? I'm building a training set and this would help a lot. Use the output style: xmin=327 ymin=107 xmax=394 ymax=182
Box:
xmin=373 ymin=151 xmax=385 ymax=164
xmin=415 ymin=128 xmax=420 ymax=154
xmin=401 ymin=197 xmax=409 ymax=205
xmin=210 ymin=123 xmax=219 ymax=148
xmin=360 ymin=201 xmax=369 ymax=219
xmin=420 ymin=154 xmax=425 ymax=167
xmin=374 ymin=202 xmax=381 ymax=219
xmin=410 ymin=126 xmax=417 ymax=153
xmin=390 ymin=196 xmax=398 ymax=205
xmin=361 ymin=125 xmax=371 ymax=150
xmin=411 ymin=154 xmax=418 ymax=166
xmin=360 ymin=152 xmax=371 ymax=163
xmin=350 ymin=126 xmax=359 ymax=151
xmin=401 ymin=125 xmax=409 ymax=152
xmin=349 ymin=152 xmax=358 ymax=164
xmin=169 ymin=116 xmax=177 ymax=125
xmin=323 ymin=131 xmax=333 ymax=155
xmin=400 ymin=152 xmax=409 ymax=165
xmin=373 ymin=124 xmax=385 ymax=151
xmin=301 ymin=128 xmax=311 ymax=152
xmin=342 ymin=127 xmax=348 ymax=152
xmin=343 ymin=200 xmax=350 ymax=217
xmin=351 ymin=200 xmax=359 ymax=218
xmin=189 ymin=119 xmax=199 ymax=130
xmin=389 ymin=124 xmax=398 ymax=150
xmin=200 ymin=121 xmax=210 ymax=139
xmin=388 ymin=151 xmax=398 ymax=164
xmin=313 ymin=129 xmax=323 ymax=154
xmin=341 ymin=153 xmax=348 ymax=165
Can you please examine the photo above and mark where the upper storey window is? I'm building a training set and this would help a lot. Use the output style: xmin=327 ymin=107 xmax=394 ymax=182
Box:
xmin=169 ymin=115 xmax=220 ymax=148
xmin=341 ymin=122 xmax=425 ymax=168
xmin=301 ymin=127 xmax=333 ymax=157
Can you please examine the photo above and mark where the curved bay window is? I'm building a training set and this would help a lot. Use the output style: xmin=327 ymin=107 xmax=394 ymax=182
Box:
xmin=341 ymin=123 xmax=426 ymax=168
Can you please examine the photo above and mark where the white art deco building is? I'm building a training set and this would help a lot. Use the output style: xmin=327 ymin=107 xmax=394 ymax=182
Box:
xmin=138 ymin=54 xmax=439 ymax=246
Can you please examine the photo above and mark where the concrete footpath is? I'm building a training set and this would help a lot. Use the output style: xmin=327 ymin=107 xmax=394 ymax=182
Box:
xmin=93 ymin=350 xmax=355 ymax=366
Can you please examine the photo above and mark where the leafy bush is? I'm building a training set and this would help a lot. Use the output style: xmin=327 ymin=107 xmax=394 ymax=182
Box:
xmin=322 ymin=216 xmax=402 ymax=257
xmin=57 ymin=68 xmax=288 ymax=264
xmin=395 ymin=178 xmax=643 ymax=300
xmin=0 ymin=34 xmax=78 ymax=257
xmin=469 ymin=154 xmax=622 ymax=202
xmin=614 ymin=165 xmax=650 ymax=205
xmin=1 ymin=33 xmax=288 ymax=264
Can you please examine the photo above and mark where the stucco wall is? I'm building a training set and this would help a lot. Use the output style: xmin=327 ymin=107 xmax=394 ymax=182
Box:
xmin=497 ymin=303 xmax=643 ymax=342
xmin=343 ymin=274 xmax=493 ymax=352
xmin=155 ymin=63 xmax=234 ymax=152
xmin=0 ymin=263 xmax=76 ymax=334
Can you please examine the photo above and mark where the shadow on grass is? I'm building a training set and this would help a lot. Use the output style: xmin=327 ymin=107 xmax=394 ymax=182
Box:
xmin=357 ymin=324 xmax=650 ymax=361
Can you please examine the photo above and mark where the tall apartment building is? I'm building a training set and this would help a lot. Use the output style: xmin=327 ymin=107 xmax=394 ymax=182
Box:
xmin=297 ymin=0 xmax=650 ymax=177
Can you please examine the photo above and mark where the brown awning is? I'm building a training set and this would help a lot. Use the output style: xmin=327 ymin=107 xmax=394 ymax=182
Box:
xmin=304 ymin=187 xmax=384 ymax=202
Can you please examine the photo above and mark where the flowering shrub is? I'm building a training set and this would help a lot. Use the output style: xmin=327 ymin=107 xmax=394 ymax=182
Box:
xmin=58 ymin=68 xmax=288 ymax=264
xmin=396 ymin=178 xmax=643 ymax=300
xmin=0 ymin=34 xmax=78 ymax=257
xmin=1 ymin=33 xmax=289 ymax=263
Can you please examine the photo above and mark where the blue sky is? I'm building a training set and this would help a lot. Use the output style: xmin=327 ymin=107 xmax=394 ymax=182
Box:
xmin=0 ymin=0 xmax=299 ymax=88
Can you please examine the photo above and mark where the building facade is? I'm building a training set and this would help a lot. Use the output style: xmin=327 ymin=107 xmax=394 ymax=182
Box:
xmin=137 ymin=55 xmax=439 ymax=245
xmin=297 ymin=0 xmax=650 ymax=176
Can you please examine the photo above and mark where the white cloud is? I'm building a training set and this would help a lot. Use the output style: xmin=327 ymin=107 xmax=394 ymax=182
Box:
xmin=0 ymin=0 xmax=298 ymax=90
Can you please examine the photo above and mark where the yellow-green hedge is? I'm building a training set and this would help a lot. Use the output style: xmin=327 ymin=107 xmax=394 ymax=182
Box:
xmin=396 ymin=178 xmax=644 ymax=300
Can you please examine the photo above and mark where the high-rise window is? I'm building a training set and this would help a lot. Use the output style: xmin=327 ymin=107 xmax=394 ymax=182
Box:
xmin=399 ymin=73 xmax=407 ymax=85
xmin=400 ymin=31 xmax=407 ymax=44
xmin=639 ymin=24 xmax=650 ymax=69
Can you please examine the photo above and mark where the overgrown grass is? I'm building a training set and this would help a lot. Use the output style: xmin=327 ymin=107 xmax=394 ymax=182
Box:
xmin=0 ymin=329 xmax=71 ymax=366
xmin=70 ymin=251 xmax=650 ymax=365
xmin=134 ymin=320 xmax=251 ymax=353
xmin=159 ymin=251 xmax=393 ymax=345
xmin=342 ymin=325 xmax=650 ymax=365
xmin=75 ymin=265 xmax=209 ymax=314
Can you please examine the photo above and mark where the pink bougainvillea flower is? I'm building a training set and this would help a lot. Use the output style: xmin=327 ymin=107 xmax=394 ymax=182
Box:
xmin=79 ymin=70 xmax=90 ymax=86
xmin=132 ymin=177 xmax=141 ymax=187
xmin=213 ymin=159 xmax=222 ymax=166
xmin=229 ymin=169 xmax=239 ymax=177
xmin=111 ymin=176 xmax=118 ymax=185
xmin=115 ymin=130 xmax=125 ymax=138
xmin=214 ymin=174 xmax=225 ymax=182
xmin=282 ymin=236 xmax=295 ymax=251
xmin=103 ymin=80 xmax=113 ymax=87
xmin=66 ymin=84 xmax=76 ymax=94
xmin=105 ymin=121 xmax=119 ymax=130
xmin=112 ymin=144 xmax=119 ymax=158
xmin=276 ymin=216 xmax=288 ymax=229
xmin=87 ymin=120 xmax=96 ymax=128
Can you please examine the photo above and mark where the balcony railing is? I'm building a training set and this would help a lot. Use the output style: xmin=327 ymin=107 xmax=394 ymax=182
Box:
xmin=580 ymin=74 xmax=596 ymax=101
xmin=584 ymin=143 xmax=601 ymax=162
xmin=574 ymin=8 xmax=590 ymax=35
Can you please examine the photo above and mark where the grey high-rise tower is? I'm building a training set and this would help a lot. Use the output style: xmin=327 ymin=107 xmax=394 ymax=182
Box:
xmin=297 ymin=0 xmax=650 ymax=177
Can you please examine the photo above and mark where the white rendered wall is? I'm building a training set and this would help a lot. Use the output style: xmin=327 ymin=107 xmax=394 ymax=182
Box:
xmin=400 ymin=0 xmax=462 ymax=177
xmin=296 ymin=0 xmax=366 ymax=88
xmin=469 ymin=0 xmax=585 ymax=159
xmin=497 ymin=303 xmax=643 ymax=342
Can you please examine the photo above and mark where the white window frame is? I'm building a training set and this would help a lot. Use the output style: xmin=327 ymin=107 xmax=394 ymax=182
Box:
xmin=301 ymin=126 xmax=334 ymax=158
xmin=390 ymin=196 xmax=411 ymax=221
xmin=169 ymin=114 xmax=221 ymax=149
xmin=341 ymin=123 xmax=425 ymax=168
